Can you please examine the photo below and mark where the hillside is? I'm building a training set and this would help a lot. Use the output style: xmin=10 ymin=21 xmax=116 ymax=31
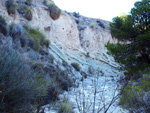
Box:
xmin=0 ymin=0 xmax=126 ymax=113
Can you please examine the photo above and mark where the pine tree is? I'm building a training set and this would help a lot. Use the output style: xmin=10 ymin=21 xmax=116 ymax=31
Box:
xmin=106 ymin=0 xmax=150 ymax=79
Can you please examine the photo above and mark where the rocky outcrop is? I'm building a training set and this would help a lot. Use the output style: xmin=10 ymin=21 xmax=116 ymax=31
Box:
xmin=74 ymin=15 xmax=118 ymax=52
xmin=0 ymin=0 xmax=117 ymax=53
xmin=0 ymin=1 xmax=125 ymax=113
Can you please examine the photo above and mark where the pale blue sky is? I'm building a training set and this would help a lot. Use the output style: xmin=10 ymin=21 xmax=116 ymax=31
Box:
xmin=54 ymin=0 xmax=140 ymax=21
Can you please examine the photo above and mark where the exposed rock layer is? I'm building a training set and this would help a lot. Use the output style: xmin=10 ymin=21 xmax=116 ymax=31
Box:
xmin=0 ymin=0 xmax=117 ymax=53
xmin=0 ymin=1 xmax=126 ymax=113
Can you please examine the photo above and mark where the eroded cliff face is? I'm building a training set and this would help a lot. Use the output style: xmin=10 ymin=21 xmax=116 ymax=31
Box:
xmin=28 ymin=7 xmax=117 ymax=54
xmin=0 ymin=1 xmax=126 ymax=113
xmin=76 ymin=15 xmax=118 ymax=52
xmin=0 ymin=0 xmax=116 ymax=54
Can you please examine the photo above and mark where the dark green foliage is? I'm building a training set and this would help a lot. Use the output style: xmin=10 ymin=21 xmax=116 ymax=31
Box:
xmin=110 ymin=15 xmax=136 ymax=41
xmin=107 ymin=0 xmax=150 ymax=78
xmin=131 ymin=0 xmax=150 ymax=34
xmin=0 ymin=43 xmax=47 ymax=113
xmin=5 ymin=0 xmax=17 ymax=15
xmin=48 ymin=2 xmax=61 ymax=20
xmin=136 ymin=31 xmax=150 ymax=41
xmin=9 ymin=22 xmax=15 ymax=31
xmin=107 ymin=0 xmax=150 ymax=112
xmin=0 ymin=16 xmax=7 ymax=36
xmin=71 ymin=62 xmax=80 ymax=71
xmin=44 ymin=39 xmax=51 ymax=48
xmin=86 ymin=52 xmax=90 ymax=57
xmin=25 ymin=8 xmax=33 ymax=21
xmin=24 ymin=25 xmax=50 ymax=51
xmin=106 ymin=43 xmax=146 ymax=78
xmin=120 ymin=75 xmax=150 ymax=112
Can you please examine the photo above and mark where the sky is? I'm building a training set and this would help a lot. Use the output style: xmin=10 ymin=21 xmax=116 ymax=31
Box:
xmin=54 ymin=0 xmax=140 ymax=21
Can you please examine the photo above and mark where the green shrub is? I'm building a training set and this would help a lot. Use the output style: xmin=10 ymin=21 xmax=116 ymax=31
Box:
xmin=9 ymin=22 xmax=15 ymax=31
xmin=120 ymin=76 xmax=150 ymax=112
xmin=5 ymin=0 xmax=17 ymax=15
xmin=0 ymin=16 xmax=7 ymax=36
xmin=24 ymin=25 xmax=51 ymax=51
xmin=58 ymin=98 xmax=73 ymax=113
xmin=71 ymin=62 xmax=80 ymax=71
xmin=48 ymin=1 xmax=61 ymax=20
xmin=25 ymin=8 xmax=32 ymax=21
xmin=0 ymin=43 xmax=47 ymax=113
xmin=86 ymin=52 xmax=90 ymax=57
xmin=90 ymin=24 xmax=95 ymax=28
xmin=44 ymin=39 xmax=51 ymax=48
